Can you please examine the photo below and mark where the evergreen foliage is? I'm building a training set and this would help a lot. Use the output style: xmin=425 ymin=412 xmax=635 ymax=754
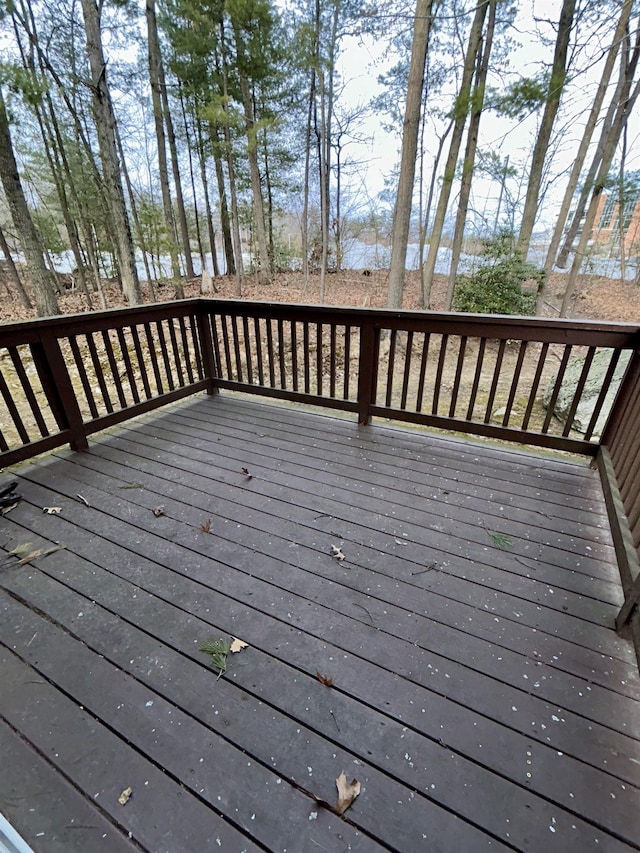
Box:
xmin=452 ymin=230 xmax=544 ymax=316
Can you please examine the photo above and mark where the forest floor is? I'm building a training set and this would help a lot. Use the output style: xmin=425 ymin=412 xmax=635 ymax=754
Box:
xmin=1 ymin=266 xmax=640 ymax=324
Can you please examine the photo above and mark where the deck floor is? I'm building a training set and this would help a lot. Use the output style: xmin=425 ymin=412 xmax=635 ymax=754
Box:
xmin=1 ymin=394 xmax=639 ymax=852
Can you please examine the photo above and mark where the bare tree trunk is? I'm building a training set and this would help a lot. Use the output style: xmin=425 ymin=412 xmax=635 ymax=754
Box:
xmin=178 ymin=89 xmax=206 ymax=274
xmin=146 ymin=0 xmax=181 ymax=280
xmin=0 ymin=223 xmax=32 ymax=309
xmin=418 ymin=119 xmax=453 ymax=306
xmin=618 ymin=123 xmax=628 ymax=280
xmin=194 ymin=113 xmax=220 ymax=276
xmin=387 ymin=0 xmax=435 ymax=308
xmin=420 ymin=0 xmax=487 ymax=309
xmin=302 ymin=66 xmax=316 ymax=289
xmin=80 ymin=0 xmax=140 ymax=305
xmin=158 ymin=63 xmax=194 ymax=278
xmin=318 ymin=68 xmax=329 ymax=301
xmin=517 ymin=0 xmax=576 ymax=255
xmin=237 ymin=68 xmax=271 ymax=285
xmin=541 ymin=0 xmax=630 ymax=291
xmin=445 ymin=0 xmax=496 ymax=309
xmin=560 ymin=71 xmax=640 ymax=315
xmin=115 ymin=125 xmax=156 ymax=303
xmin=0 ymin=87 xmax=58 ymax=316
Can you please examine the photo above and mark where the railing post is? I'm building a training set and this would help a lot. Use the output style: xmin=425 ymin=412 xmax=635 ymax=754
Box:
xmin=196 ymin=306 xmax=218 ymax=396
xmin=32 ymin=332 xmax=88 ymax=452
xmin=357 ymin=320 xmax=379 ymax=425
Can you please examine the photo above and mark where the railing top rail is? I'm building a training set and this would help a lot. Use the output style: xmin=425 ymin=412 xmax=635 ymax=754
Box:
xmin=201 ymin=299 xmax=640 ymax=346
xmin=0 ymin=298 xmax=203 ymax=340
xmin=1 ymin=297 xmax=638 ymax=348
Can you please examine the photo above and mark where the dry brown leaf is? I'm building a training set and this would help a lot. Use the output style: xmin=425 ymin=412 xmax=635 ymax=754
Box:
xmin=0 ymin=502 xmax=18 ymax=516
xmin=241 ymin=467 xmax=253 ymax=481
xmin=230 ymin=637 xmax=249 ymax=653
xmin=118 ymin=787 xmax=132 ymax=806
xmin=330 ymin=545 xmax=345 ymax=561
xmin=334 ymin=772 xmax=361 ymax=816
xmin=200 ymin=519 xmax=212 ymax=533
xmin=17 ymin=544 xmax=65 ymax=566
xmin=152 ymin=505 xmax=165 ymax=517
xmin=316 ymin=672 xmax=333 ymax=687
xmin=43 ymin=506 xmax=62 ymax=515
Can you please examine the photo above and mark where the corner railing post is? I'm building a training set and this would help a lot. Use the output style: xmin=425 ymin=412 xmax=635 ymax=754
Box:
xmin=196 ymin=304 xmax=219 ymax=395
xmin=357 ymin=320 xmax=379 ymax=425
xmin=32 ymin=331 xmax=88 ymax=452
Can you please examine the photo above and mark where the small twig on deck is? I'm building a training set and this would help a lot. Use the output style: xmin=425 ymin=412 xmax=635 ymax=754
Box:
xmin=329 ymin=710 xmax=340 ymax=731
xmin=76 ymin=494 xmax=89 ymax=506
xmin=411 ymin=562 xmax=439 ymax=576
xmin=352 ymin=602 xmax=374 ymax=623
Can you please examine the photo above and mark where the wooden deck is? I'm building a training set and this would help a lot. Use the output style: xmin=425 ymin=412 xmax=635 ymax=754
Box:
xmin=1 ymin=394 xmax=639 ymax=852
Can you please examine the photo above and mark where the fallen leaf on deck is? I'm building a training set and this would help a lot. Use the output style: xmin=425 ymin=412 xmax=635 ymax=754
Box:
xmin=0 ymin=502 xmax=18 ymax=516
xmin=200 ymin=637 xmax=231 ymax=674
xmin=334 ymin=772 xmax=361 ymax=815
xmin=119 ymin=482 xmax=143 ymax=490
xmin=76 ymin=494 xmax=90 ymax=506
xmin=118 ymin=787 xmax=132 ymax=806
xmin=330 ymin=545 xmax=345 ymax=561
xmin=200 ymin=519 xmax=212 ymax=533
xmin=17 ymin=544 xmax=65 ymax=566
xmin=394 ymin=538 xmax=407 ymax=546
xmin=43 ymin=506 xmax=62 ymax=515
xmin=316 ymin=672 xmax=333 ymax=687
xmin=241 ymin=467 xmax=253 ymax=481
xmin=489 ymin=531 xmax=513 ymax=550
xmin=230 ymin=637 xmax=249 ymax=653
xmin=152 ymin=505 xmax=165 ymax=517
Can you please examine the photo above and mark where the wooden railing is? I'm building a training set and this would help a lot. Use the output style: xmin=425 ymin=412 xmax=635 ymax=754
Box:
xmin=1 ymin=298 xmax=639 ymax=643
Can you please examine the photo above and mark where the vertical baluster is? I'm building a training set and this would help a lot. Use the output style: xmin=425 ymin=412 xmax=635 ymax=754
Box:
xmin=178 ymin=317 xmax=195 ymax=384
xmin=432 ymin=334 xmax=449 ymax=415
xmin=0 ymin=365 xmax=29 ymax=443
xmin=101 ymin=330 xmax=128 ymax=407
xmin=343 ymin=326 xmax=351 ymax=400
xmin=115 ymin=329 xmax=140 ymax=403
xmin=483 ymin=339 xmax=506 ymax=424
xmin=502 ymin=340 xmax=528 ymax=427
xmin=316 ymin=324 xmax=323 ymax=395
xmin=242 ymin=316 xmax=253 ymax=384
xmin=584 ymin=349 xmax=622 ymax=441
xmin=466 ymin=337 xmax=486 ymax=420
xmin=448 ymin=336 xmax=467 ymax=418
xmin=290 ymin=321 xmax=299 ymax=391
xmin=9 ymin=345 xmax=50 ymax=435
xmin=253 ymin=317 xmax=264 ymax=385
xmin=87 ymin=332 xmax=115 ymax=411
xmin=154 ymin=321 xmax=175 ymax=391
xmin=131 ymin=326 xmax=152 ymax=399
xmin=385 ymin=329 xmax=398 ymax=408
xmin=522 ymin=342 xmax=548 ymax=430
xmin=542 ymin=345 xmax=572 ymax=433
xmin=230 ymin=315 xmax=243 ymax=382
xmin=265 ymin=319 xmax=276 ymax=386
xmin=416 ymin=333 xmax=430 ymax=412
xmin=329 ymin=324 xmax=337 ymax=397
xmin=220 ymin=315 xmax=233 ymax=379
xmin=167 ymin=320 xmax=185 ymax=387
xmin=561 ymin=346 xmax=596 ymax=436
xmin=277 ymin=318 xmax=286 ymax=388
xmin=143 ymin=323 xmax=164 ymax=395
xmin=303 ymin=322 xmax=310 ymax=393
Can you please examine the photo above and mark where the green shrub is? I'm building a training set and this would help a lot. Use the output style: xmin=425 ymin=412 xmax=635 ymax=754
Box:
xmin=452 ymin=230 xmax=544 ymax=315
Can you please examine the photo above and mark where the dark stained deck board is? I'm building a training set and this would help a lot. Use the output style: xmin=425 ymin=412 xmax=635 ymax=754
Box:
xmin=110 ymin=408 xmax=619 ymax=585
xmin=0 ymin=543 xmax=637 ymax=852
xmin=1 ymin=395 xmax=639 ymax=852
xmin=5 ymin=488 xmax=640 ymax=793
xmin=9 ymin=463 xmax=639 ymax=748
xmin=36 ymin=442 xmax=640 ymax=702
xmin=0 ymin=720 xmax=140 ymax=853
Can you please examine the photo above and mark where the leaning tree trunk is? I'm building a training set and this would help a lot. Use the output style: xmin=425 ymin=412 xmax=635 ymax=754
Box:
xmin=517 ymin=0 xmax=576 ymax=255
xmin=387 ymin=0 xmax=435 ymax=308
xmin=0 ymin=223 xmax=32 ymax=309
xmin=193 ymin=112 xmax=220 ymax=276
xmin=445 ymin=0 xmax=496 ymax=309
xmin=80 ymin=0 xmax=141 ymax=305
xmin=420 ymin=0 xmax=488 ymax=309
xmin=0 ymin=88 xmax=58 ymax=316
xmin=541 ymin=0 xmax=630 ymax=292
xmin=147 ymin=0 xmax=181 ymax=280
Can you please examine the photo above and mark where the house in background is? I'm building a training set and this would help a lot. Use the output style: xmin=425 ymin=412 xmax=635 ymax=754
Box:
xmin=591 ymin=171 xmax=640 ymax=257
